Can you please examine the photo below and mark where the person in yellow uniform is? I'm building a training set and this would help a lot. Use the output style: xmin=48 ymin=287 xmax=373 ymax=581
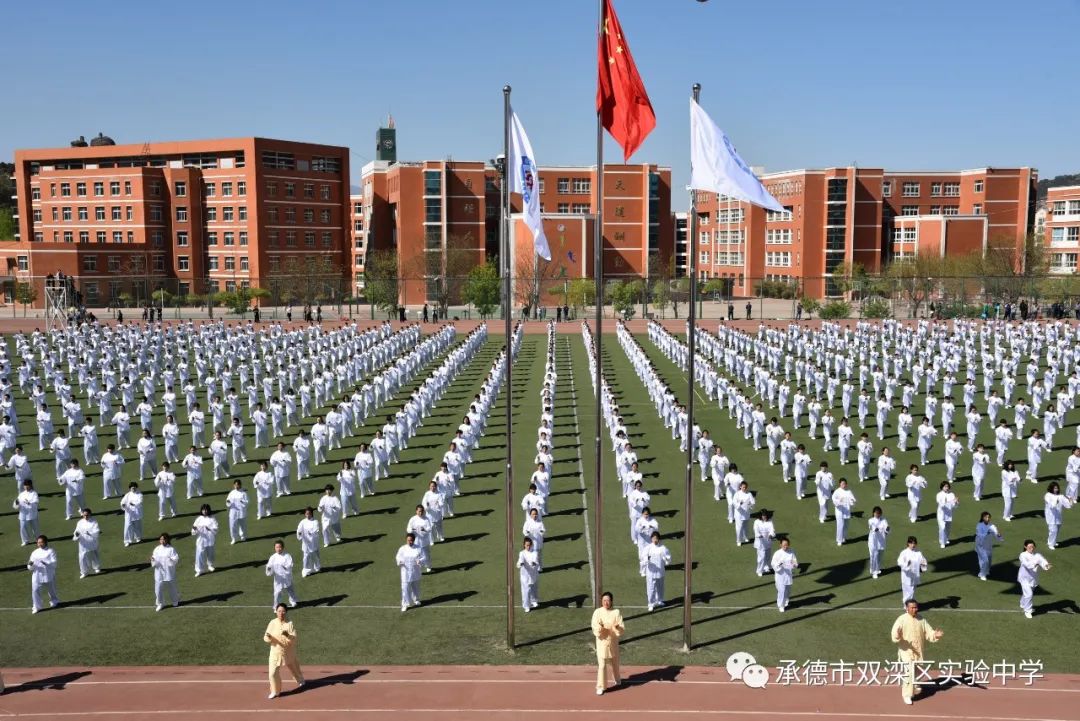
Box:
xmin=264 ymin=603 xmax=305 ymax=699
xmin=591 ymin=591 xmax=624 ymax=695
xmin=890 ymin=598 xmax=943 ymax=705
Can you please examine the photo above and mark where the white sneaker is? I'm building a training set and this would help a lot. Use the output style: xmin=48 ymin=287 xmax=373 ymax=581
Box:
xmin=32 ymin=608 xmax=39 ymax=614
xmin=596 ymin=689 xmax=604 ymax=696
xmin=978 ymin=575 xmax=987 ymax=581
xmin=195 ymin=571 xmax=201 ymax=578
xmin=80 ymin=573 xmax=86 ymax=579
xmin=903 ymin=696 xmax=912 ymax=705
xmin=208 ymin=566 xmax=215 ymax=572
xmin=155 ymin=604 xmax=164 ymax=612
xmin=524 ymin=607 xmax=530 ymax=613
xmin=531 ymin=601 xmax=538 ymax=608
xmin=1024 ymin=611 xmax=1033 ymax=619
xmin=268 ymin=692 xmax=278 ymax=699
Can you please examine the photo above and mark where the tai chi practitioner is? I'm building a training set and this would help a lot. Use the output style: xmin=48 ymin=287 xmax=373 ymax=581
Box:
xmin=591 ymin=591 xmax=624 ymax=694
xmin=253 ymin=461 xmax=275 ymax=519
xmin=793 ymin=446 xmax=811 ymax=498
xmin=814 ymin=462 xmax=834 ymax=523
xmin=72 ymin=507 xmax=102 ymax=577
xmin=752 ymin=509 xmax=776 ymax=576
xmin=1043 ymin=481 xmax=1072 ymax=549
xmin=136 ymin=430 xmax=157 ymax=480
xmin=723 ymin=465 xmax=744 ymax=523
xmin=317 ymin=485 xmax=343 ymax=547
xmin=897 ymin=536 xmax=928 ymax=607
xmin=150 ymin=532 xmax=180 ymax=611
xmin=265 ymin=539 xmax=298 ymax=609
xmin=1001 ymin=460 xmax=1021 ymax=521
xmin=868 ymin=506 xmax=890 ymax=578
xmin=523 ymin=507 xmax=546 ymax=563
xmin=733 ymin=481 xmax=755 ymax=545
xmin=1026 ymin=430 xmax=1048 ymax=482
xmin=191 ymin=504 xmax=219 ymax=576
xmin=422 ymin=480 xmax=446 ymax=542
xmin=100 ymin=444 xmax=124 ymax=499
xmin=154 ymin=462 xmax=178 ymax=520
xmin=640 ymin=531 xmax=671 ymax=611
xmin=57 ymin=459 xmax=87 ymax=520
xmin=337 ymin=460 xmax=360 ymax=517
xmin=891 ymin=599 xmax=943 ymax=705
xmin=120 ymin=482 xmax=144 ymax=546
xmin=974 ymin=511 xmax=1003 ymax=580
xmin=971 ymin=443 xmax=990 ymax=500
xmin=264 ymin=603 xmax=305 ymax=699
xmin=80 ymin=419 xmax=100 ymax=467
xmin=770 ymin=536 xmax=798 ymax=612
xmin=13 ymin=479 xmax=40 ymax=545
xmin=396 ymin=532 xmax=423 ymax=611
xmin=269 ymin=443 xmax=292 ymax=496
xmin=209 ymin=432 xmax=230 ymax=481
xmin=406 ymin=505 xmax=433 ymax=572
xmin=517 ymin=536 xmax=541 ymax=612
xmin=944 ymin=432 xmax=962 ymax=483
xmin=1017 ymin=539 xmax=1051 ymax=619
xmin=832 ymin=478 xmax=855 ymax=545
xmin=877 ymin=446 xmax=896 ymax=500
xmin=27 ymin=535 xmax=60 ymax=613
xmin=292 ymin=431 xmax=312 ymax=480
xmin=935 ymin=481 xmax=959 ymax=548
xmin=181 ymin=447 xmax=204 ymax=499
xmin=296 ymin=508 xmax=321 ymax=576
xmin=916 ymin=418 xmax=937 ymax=466
xmin=225 ymin=479 xmax=249 ymax=543
xmin=905 ymin=464 xmax=928 ymax=523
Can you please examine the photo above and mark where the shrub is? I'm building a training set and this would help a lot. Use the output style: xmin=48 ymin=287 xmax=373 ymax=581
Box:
xmin=818 ymin=300 xmax=851 ymax=319
xmin=861 ymin=298 xmax=892 ymax=318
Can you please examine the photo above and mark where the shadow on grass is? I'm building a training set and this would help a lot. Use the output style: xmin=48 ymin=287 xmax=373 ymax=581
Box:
xmin=301 ymin=594 xmax=348 ymax=607
xmin=442 ymin=532 xmax=488 ymax=544
xmin=321 ymin=560 xmax=373 ymax=574
xmin=185 ymin=590 xmax=244 ymax=605
xmin=425 ymin=590 xmax=478 ymax=606
xmin=64 ymin=592 xmax=126 ymax=607
xmin=429 ymin=560 xmax=482 ymax=574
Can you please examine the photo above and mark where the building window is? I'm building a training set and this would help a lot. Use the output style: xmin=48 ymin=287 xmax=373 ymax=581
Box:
xmin=32 ymin=187 xmax=41 ymax=200
xmin=766 ymin=229 xmax=792 ymax=244
xmin=974 ymin=180 xmax=984 ymax=193
xmin=320 ymin=209 xmax=331 ymax=224
xmin=943 ymin=206 xmax=959 ymax=216
xmin=286 ymin=231 xmax=296 ymax=247
xmin=303 ymin=183 xmax=314 ymax=199
xmin=96 ymin=231 xmax=106 ymax=243
xmin=108 ymin=256 xmax=121 ymax=272
xmin=1051 ymin=252 xmax=1078 ymax=270
xmin=17 ymin=256 xmax=28 ymax=271
xmin=902 ymin=182 xmax=920 ymax=197
xmin=79 ymin=231 xmax=89 ymax=243
xmin=353 ymin=202 xmax=363 ymax=214
xmin=152 ymin=231 xmax=164 ymax=246
xmin=112 ymin=231 xmax=123 ymax=243
xmin=285 ymin=182 xmax=295 ymax=198
xmin=930 ymin=205 xmax=942 ymax=215
xmin=1051 ymin=228 xmax=1065 ymax=243
xmin=239 ymin=206 xmax=247 ymax=221
xmin=322 ymin=231 xmax=332 ymax=247
xmin=126 ymin=206 xmax=133 ymax=221
xmin=63 ymin=231 xmax=73 ymax=243
xmin=719 ymin=208 xmax=747 ymax=223
xmin=930 ymin=182 xmax=942 ymax=197
xmin=239 ymin=232 xmax=248 ymax=246
xmin=127 ymin=231 xmax=134 ymax=243
xmin=51 ymin=208 xmax=58 ymax=221
xmin=303 ymin=208 xmax=314 ymax=223
xmin=177 ymin=232 xmax=189 ymax=247
xmin=285 ymin=208 xmax=296 ymax=223
xmin=76 ymin=207 xmax=87 ymax=221
xmin=50 ymin=183 xmax=56 ymax=197
xmin=124 ymin=181 xmax=131 ymax=195
xmin=175 ymin=181 xmax=187 ymax=197
xmin=224 ymin=256 xmax=235 ymax=271
xmin=901 ymin=205 xmax=919 ymax=216
xmin=176 ymin=207 xmax=188 ymax=222
xmin=205 ymin=207 xmax=217 ymax=222
xmin=765 ymin=251 xmax=792 ymax=267
xmin=269 ymin=257 xmax=280 ymax=272
xmin=76 ymin=182 xmax=87 ymax=197
xmin=111 ymin=207 xmax=122 ymax=221
xmin=93 ymin=182 xmax=104 ymax=197
xmin=150 ymin=181 xmax=161 ymax=197
xmin=222 ymin=182 xmax=233 ymax=197
xmin=972 ymin=204 xmax=983 ymax=215
xmin=1070 ymin=201 xmax=1080 ymax=215
xmin=224 ymin=232 xmax=235 ymax=246
xmin=304 ymin=232 xmax=316 ymax=247
xmin=240 ymin=257 xmax=249 ymax=271
xmin=62 ymin=207 xmax=72 ymax=221
xmin=700 ymin=251 xmax=710 ymax=263
xmin=571 ymin=203 xmax=590 ymax=213
xmin=268 ymin=207 xmax=279 ymax=223
xmin=267 ymin=181 xmax=277 ymax=196
xmin=207 ymin=232 xmax=218 ymax=246
xmin=33 ymin=209 xmax=42 ymax=222
xmin=153 ymin=255 xmax=165 ymax=272
xmin=61 ymin=182 xmax=71 ymax=197
xmin=944 ymin=182 xmax=960 ymax=197
xmin=178 ymin=256 xmax=190 ymax=271
xmin=208 ymin=257 xmax=219 ymax=271
xmin=204 ymin=182 xmax=216 ymax=197
xmin=223 ymin=207 xmax=234 ymax=222
xmin=269 ymin=231 xmax=279 ymax=247
xmin=237 ymin=181 xmax=246 ymax=196
xmin=110 ymin=181 xmax=120 ymax=195
xmin=320 ymin=184 xmax=330 ymax=200
xmin=557 ymin=177 xmax=570 ymax=193
xmin=572 ymin=178 xmax=591 ymax=194
xmin=95 ymin=207 xmax=106 ymax=221
xmin=1069 ymin=227 xmax=1080 ymax=242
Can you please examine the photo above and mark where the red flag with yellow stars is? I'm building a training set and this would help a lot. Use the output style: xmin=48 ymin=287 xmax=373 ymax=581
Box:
xmin=596 ymin=0 xmax=656 ymax=161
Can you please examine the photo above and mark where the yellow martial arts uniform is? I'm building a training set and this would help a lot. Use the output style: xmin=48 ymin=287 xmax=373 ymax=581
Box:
xmin=890 ymin=612 xmax=939 ymax=701
xmin=591 ymin=607 xmax=624 ymax=692
xmin=264 ymin=617 xmax=304 ymax=695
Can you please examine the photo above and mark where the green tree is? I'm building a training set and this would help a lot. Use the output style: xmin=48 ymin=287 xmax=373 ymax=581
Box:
xmin=610 ymin=279 xmax=644 ymax=320
xmin=670 ymin=277 xmax=689 ymax=319
xmin=363 ymin=249 xmax=400 ymax=317
xmin=462 ymin=261 xmax=501 ymax=319
xmin=650 ymin=279 xmax=671 ymax=318
xmin=15 ymin=281 xmax=36 ymax=317
xmin=0 ymin=208 xmax=15 ymax=240
xmin=566 ymin=279 xmax=596 ymax=312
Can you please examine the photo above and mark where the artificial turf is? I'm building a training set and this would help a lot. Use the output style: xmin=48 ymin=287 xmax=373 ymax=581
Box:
xmin=0 ymin=327 xmax=1076 ymax=672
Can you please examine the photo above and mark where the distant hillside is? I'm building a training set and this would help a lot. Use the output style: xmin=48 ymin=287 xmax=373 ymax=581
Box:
xmin=1038 ymin=173 xmax=1080 ymax=199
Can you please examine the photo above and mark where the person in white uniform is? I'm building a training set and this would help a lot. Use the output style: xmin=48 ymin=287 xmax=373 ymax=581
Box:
xmin=396 ymin=532 xmax=423 ymax=612
xmin=640 ymin=531 xmax=671 ymax=611
xmin=265 ymin=539 xmax=299 ymax=609
xmin=1017 ymin=539 xmax=1051 ymax=619
xmin=752 ymin=509 xmax=775 ymax=576
xmin=150 ymin=532 xmax=180 ymax=612
xmin=318 ymin=485 xmax=343 ymax=547
xmin=517 ymin=536 xmax=541 ymax=612
xmin=120 ymin=481 xmax=144 ymax=546
xmin=13 ymin=479 xmax=40 ymax=545
xmin=295 ymin=507 xmax=321 ymax=577
xmin=191 ymin=503 xmax=219 ymax=576
xmin=72 ymin=507 xmax=102 ymax=577
xmin=27 ymin=535 xmax=60 ymax=613
xmin=770 ymin=536 xmax=798 ymax=612
xmin=897 ymin=536 xmax=928 ymax=608
xmin=225 ymin=479 xmax=249 ymax=544
xmin=1043 ymin=481 xmax=1072 ymax=549
xmin=832 ymin=478 xmax=855 ymax=545
xmin=935 ymin=481 xmax=959 ymax=548
xmin=868 ymin=506 xmax=890 ymax=579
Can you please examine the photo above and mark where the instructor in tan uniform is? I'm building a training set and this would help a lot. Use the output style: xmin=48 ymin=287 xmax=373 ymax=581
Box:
xmin=264 ymin=603 xmax=305 ymax=699
xmin=591 ymin=591 xmax=624 ymax=695
xmin=890 ymin=598 xmax=943 ymax=705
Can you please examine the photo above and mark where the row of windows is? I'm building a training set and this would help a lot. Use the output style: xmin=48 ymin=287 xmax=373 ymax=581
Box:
xmin=890 ymin=179 xmax=983 ymax=198
xmin=766 ymin=206 xmax=794 ymax=222
xmin=206 ymin=256 xmax=250 ymax=272
xmin=899 ymin=204 xmax=979 ymax=216
xmin=1051 ymin=200 xmax=1080 ymax=216
xmin=203 ymin=181 xmax=247 ymax=197
xmin=1050 ymin=252 xmax=1078 ymax=269
xmin=266 ymin=181 xmax=332 ymax=200
xmin=555 ymin=177 xmax=591 ymax=195
xmin=266 ymin=207 xmax=332 ymax=224
xmin=764 ymin=251 xmax=792 ymax=267
xmin=892 ymin=227 xmax=919 ymax=242
xmin=266 ymin=230 xmax=335 ymax=248
xmin=766 ymin=229 xmax=792 ymax=244
xmin=47 ymin=180 xmax=133 ymax=199
xmin=708 ymin=251 xmax=745 ymax=266
xmin=1050 ymin=227 xmax=1080 ymax=243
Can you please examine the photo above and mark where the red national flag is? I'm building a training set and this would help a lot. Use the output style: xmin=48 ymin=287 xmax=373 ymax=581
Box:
xmin=596 ymin=0 xmax=656 ymax=162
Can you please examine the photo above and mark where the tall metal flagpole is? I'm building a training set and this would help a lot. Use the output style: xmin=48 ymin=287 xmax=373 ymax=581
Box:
xmin=682 ymin=82 xmax=701 ymax=653
xmin=592 ymin=0 xmax=605 ymax=608
xmin=502 ymin=84 xmax=516 ymax=650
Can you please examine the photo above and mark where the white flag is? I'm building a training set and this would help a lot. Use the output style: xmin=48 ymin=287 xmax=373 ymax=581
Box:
xmin=509 ymin=108 xmax=552 ymax=261
xmin=689 ymin=98 xmax=783 ymax=212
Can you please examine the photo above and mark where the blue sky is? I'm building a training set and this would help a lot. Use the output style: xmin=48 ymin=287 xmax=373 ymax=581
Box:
xmin=5 ymin=0 xmax=1077 ymax=204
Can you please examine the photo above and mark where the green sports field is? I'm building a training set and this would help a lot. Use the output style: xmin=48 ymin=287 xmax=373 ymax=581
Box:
xmin=1 ymin=328 xmax=1077 ymax=671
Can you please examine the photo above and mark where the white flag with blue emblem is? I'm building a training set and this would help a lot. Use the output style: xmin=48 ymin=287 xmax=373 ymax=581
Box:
xmin=689 ymin=98 xmax=784 ymax=212
xmin=509 ymin=108 xmax=551 ymax=261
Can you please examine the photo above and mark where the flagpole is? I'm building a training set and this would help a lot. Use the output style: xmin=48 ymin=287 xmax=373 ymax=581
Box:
xmin=502 ymin=83 xmax=516 ymax=651
xmin=592 ymin=0 xmax=605 ymax=609
xmin=683 ymin=81 xmax=701 ymax=654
